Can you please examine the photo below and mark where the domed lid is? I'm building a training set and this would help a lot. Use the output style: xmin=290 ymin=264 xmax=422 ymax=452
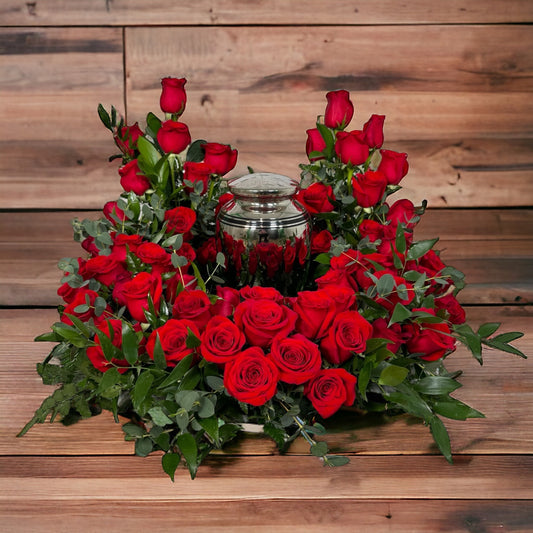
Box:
xmin=228 ymin=172 xmax=299 ymax=198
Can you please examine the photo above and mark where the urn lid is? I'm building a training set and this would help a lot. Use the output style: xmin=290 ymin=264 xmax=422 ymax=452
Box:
xmin=228 ymin=172 xmax=299 ymax=198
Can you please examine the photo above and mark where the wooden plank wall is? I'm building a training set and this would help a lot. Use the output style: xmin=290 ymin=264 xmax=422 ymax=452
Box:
xmin=1 ymin=1 xmax=532 ymax=531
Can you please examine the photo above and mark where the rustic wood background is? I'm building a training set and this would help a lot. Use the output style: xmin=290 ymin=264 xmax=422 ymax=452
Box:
xmin=1 ymin=1 xmax=532 ymax=531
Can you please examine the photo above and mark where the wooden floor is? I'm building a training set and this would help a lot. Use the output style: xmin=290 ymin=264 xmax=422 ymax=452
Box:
xmin=0 ymin=208 xmax=531 ymax=532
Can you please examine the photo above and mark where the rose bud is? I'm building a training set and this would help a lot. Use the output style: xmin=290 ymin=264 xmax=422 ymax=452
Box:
xmin=118 ymin=159 xmax=151 ymax=195
xmin=159 ymin=77 xmax=187 ymax=115
xmin=114 ymin=122 xmax=143 ymax=157
xmin=183 ymin=161 xmax=212 ymax=194
xmin=362 ymin=114 xmax=385 ymax=148
xmin=324 ymin=89 xmax=354 ymax=129
xmin=103 ymin=201 xmax=127 ymax=223
xmin=335 ymin=130 xmax=370 ymax=166
xmin=305 ymin=128 xmax=327 ymax=161
xmin=202 ymin=142 xmax=238 ymax=176
xmin=378 ymin=149 xmax=409 ymax=185
xmin=157 ymin=120 xmax=191 ymax=154
xmin=352 ymin=169 xmax=388 ymax=208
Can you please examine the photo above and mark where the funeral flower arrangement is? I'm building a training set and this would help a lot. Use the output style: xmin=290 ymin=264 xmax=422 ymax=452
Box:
xmin=20 ymin=77 xmax=525 ymax=480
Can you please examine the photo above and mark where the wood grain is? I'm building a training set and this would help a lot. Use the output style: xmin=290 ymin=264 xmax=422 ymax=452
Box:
xmin=1 ymin=0 xmax=532 ymax=25
xmin=0 ymin=499 xmax=531 ymax=533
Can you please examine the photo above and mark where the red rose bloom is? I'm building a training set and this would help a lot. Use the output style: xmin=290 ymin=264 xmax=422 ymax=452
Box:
xmin=84 ymin=254 xmax=128 ymax=286
xmin=114 ymin=122 xmax=143 ymax=157
xmin=157 ymin=120 xmax=191 ymax=154
xmin=362 ymin=114 xmax=385 ymax=148
xmin=311 ymin=229 xmax=333 ymax=254
xmin=197 ymin=237 xmax=218 ymax=264
xmin=172 ymin=289 xmax=213 ymax=331
xmin=326 ymin=286 xmax=357 ymax=314
xmin=224 ymin=347 xmax=279 ymax=406
xmin=295 ymin=182 xmax=335 ymax=215
xmin=324 ymin=89 xmax=354 ymax=129
xmin=61 ymin=289 xmax=111 ymax=326
xmin=135 ymin=242 xmax=171 ymax=275
xmin=233 ymin=298 xmax=297 ymax=347
xmin=183 ymin=161 xmax=212 ymax=194
xmin=378 ymin=149 xmax=409 ymax=185
xmin=109 ymin=233 xmax=144 ymax=262
xmin=160 ymin=77 xmax=187 ymax=115
xmin=335 ymin=130 xmax=370 ymax=166
xmin=103 ymin=201 xmax=127 ymax=224
xmin=240 ymin=285 xmax=283 ymax=302
xmin=352 ymin=170 xmax=388 ymax=208
xmin=371 ymin=317 xmax=406 ymax=354
xmin=146 ymin=318 xmax=200 ymax=366
xmin=164 ymin=206 xmax=196 ymax=236
xmin=269 ymin=334 xmax=321 ymax=385
xmin=118 ymin=159 xmax=151 ymax=195
xmin=200 ymin=315 xmax=246 ymax=364
xmin=372 ymin=271 xmax=415 ymax=312
xmin=305 ymin=128 xmax=327 ymax=161
xmin=211 ymin=286 xmax=241 ymax=317
xmin=434 ymin=294 xmax=466 ymax=325
xmin=304 ymin=368 xmax=357 ymax=418
xmin=293 ymin=289 xmax=336 ymax=340
xmin=320 ymin=310 xmax=372 ymax=365
xmin=86 ymin=319 xmax=130 ymax=373
xmin=122 ymin=272 xmax=162 ymax=323
xmin=405 ymin=308 xmax=456 ymax=361
xmin=202 ymin=142 xmax=238 ymax=176
xmin=386 ymin=199 xmax=417 ymax=229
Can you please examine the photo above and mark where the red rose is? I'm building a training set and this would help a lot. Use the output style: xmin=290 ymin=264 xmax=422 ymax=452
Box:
xmin=320 ymin=310 xmax=372 ymax=365
xmin=293 ymin=289 xmax=336 ymax=340
xmin=315 ymin=266 xmax=357 ymax=292
xmin=164 ymin=206 xmax=196 ymax=236
xmin=371 ymin=317 xmax=405 ymax=354
xmin=165 ymin=272 xmax=197 ymax=304
xmin=305 ymin=128 xmax=327 ymax=161
xmin=109 ymin=233 xmax=144 ymax=262
xmin=157 ymin=120 xmax=191 ymax=154
xmin=160 ymin=77 xmax=187 ymax=115
xmin=335 ymin=130 xmax=370 ymax=166
xmin=183 ymin=161 xmax=212 ymax=194
xmin=324 ymin=90 xmax=354 ymax=129
xmin=378 ymin=149 xmax=409 ymax=185
xmin=61 ymin=289 xmax=111 ymax=326
xmin=216 ymin=192 xmax=234 ymax=215
xmin=114 ymin=122 xmax=143 ymax=157
xmin=135 ymin=242 xmax=171 ymax=275
xmin=202 ymin=142 xmax=238 ymax=176
xmin=233 ymin=299 xmax=297 ymax=347
xmin=269 ymin=334 xmax=321 ymax=385
xmin=295 ymin=182 xmax=335 ymax=215
xmin=122 ymin=272 xmax=162 ymax=323
xmin=86 ymin=319 xmax=130 ymax=373
xmin=352 ymin=170 xmax=387 ymax=208
xmin=405 ymin=308 xmax=456 ymax=361
xmin=146 ymin=318 xmax=200 ymax=366
xmin=119 ymin=159 xmax=151 ymax=195
xmin=311 ymin=229 xmax=333 ymax=254
xmin=362 ymin=114 xmax=385 ymax=148
xmin=386 ymin=199 xmax=416 ymax=229
xmin=81 ymin=236 xmax=99 ymax=256
xmin=240 ymin=285 xmax=283 ymax=302
xmin=326 ymin=286 xmax=357 ymax=313
xmin=434 ymin=294 xmax=466 ymax=325
xmin=224 ymin=347 xmax=279 ymax=406
xmin=172 ymin=289 xmax=212 ymax=330
xmin=84 ymin=254 xmax=128 ymax=286
xmin=211 ymin=286 xmax=241 ymax=317
xmin=200 ymin=315 xmax=246 ymax=364
xmin=111 ymin=272 xmax=133 ymax=307
xmin=103 ymin=201 xmax=127 ymax=224
xmin=197 ymin=237 xmax=218 ymax=264
xmin=304 ymin=368 xmax=357 ymax=418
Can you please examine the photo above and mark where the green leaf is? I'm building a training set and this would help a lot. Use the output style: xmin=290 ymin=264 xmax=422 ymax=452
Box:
xmin=148 ymin=406 xmax=174 ymax=427
xmin=161 ymin=452 xmax=181 ymax=482
xmin=131 ymin=371 xmax=155 ymax=412
xmin=152 ymin=333 xmax=168 ymax=370
xmin=357 ymin=358 xmax=374 ymax=402
xmin=34 ymin=331 xmax=61 ymax=342
xmin=431 ymin=398 xmax=485 ymax=420
xmin=96 ymin=326 xmax=117 ymax=362
xmin=97 ymin=104 xmax=112 ymax=130
xmin=176 ymin=433 xmax=199 ymax=479
xmin=146 ymin=112 xmax=162 ymax=137
xmin=158 ymin=354 xmax=193 ymax=389
xmin=51 ymin=323 xmax=89 ymax=348
xmin=316 ymin=122 xmax=335 ymax=158
xmin=205 ymin=375 xmax=224 ymax=391
xmin=406 ymin=238 xmax=439 ymax=261
xmin=395 ymin=224 xmax=407 ymax=255
xmin=389 ymin=303 xmax=411 ymax=325
xmin=325 ymin=455 xmax=350 ymax=467
xmin=429 ymin=415 xmax=452 ymax=463
xmin=197 ymin=397 xmax=216 ymax=419
xmin=378 ymin=364 xmax=409 ymax=387
xmin=413 ymin=376 xmax=462 ymax=396
xmin=122 ymin=422 xmax=145 ymax=438
xmin=175 ymin=390 xmax=201 ymax=412
xmin=484 ymin=339 xmax=527 ymax=358
xmin=263 ymin=423 xmax=288 ymax=450
xmin=477 ymin=322 xmax=501 ymax=338
xmin=490 ymin=331 xmax=524 ymax=344
xmin=384 ymin=385 xmax=433 ymax=421
xmin=96 ymin=367 xmax=121 ymax=395
xmin=310 ymin=441 xmax=328 ymax=457
xmin=137 ymin=135 xmax=161 ymax=169
xmin=314 ymin=253 xmax=331 ymax=265
xmin=121 ymin=323 xmax=138 ymax=365
xmin=185 ymin=328 xmax=202 ymax=349
xmin=186 ymin=139 xmax=207 ymax=162
xmin=198 ymin=417 xmax=220 ymax=445
xmin=135 ymin=436 xmax=153 ymax=457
